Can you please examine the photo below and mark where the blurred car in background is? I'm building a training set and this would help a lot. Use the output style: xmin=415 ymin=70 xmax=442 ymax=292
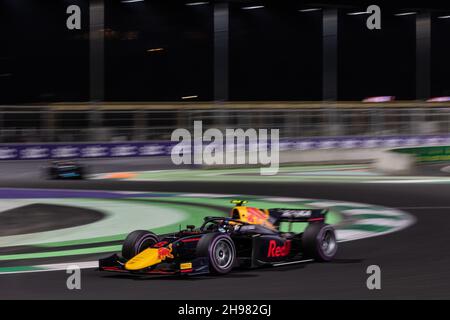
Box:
xmin=45 ymin=160 xmax=85 ymax=180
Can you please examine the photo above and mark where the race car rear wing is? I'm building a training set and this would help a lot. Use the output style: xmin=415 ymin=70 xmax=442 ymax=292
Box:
xmin=268 ymin=208 xmax=328 ymax=224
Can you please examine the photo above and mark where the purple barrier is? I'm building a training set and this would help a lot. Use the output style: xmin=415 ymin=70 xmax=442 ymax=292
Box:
xmin=0 ymin=135 xmax=449 ymax=160
xmin=279 ymin=135 xmax=450 ymax=151
xmin=0 ymin=142 xmax=175 ymax=160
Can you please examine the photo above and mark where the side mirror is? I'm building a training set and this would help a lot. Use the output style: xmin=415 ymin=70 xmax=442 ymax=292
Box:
xmin=186 ymin=225 xmax=195 ymax=231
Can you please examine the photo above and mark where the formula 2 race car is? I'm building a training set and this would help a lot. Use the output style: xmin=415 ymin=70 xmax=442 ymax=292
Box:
xmin=98 ymin=200 xmax=338 ymax=276
xmin=46 ymin=160 xmax=85 ymax=179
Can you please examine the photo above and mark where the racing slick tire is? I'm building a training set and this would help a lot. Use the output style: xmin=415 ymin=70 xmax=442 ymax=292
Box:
xmin=196 ymin=233 xmax=236 ymax=275
xmin=302 ymin=223 xmax=337 ymax=262
xmin=122 ymin=230 xmax=159 ymax=260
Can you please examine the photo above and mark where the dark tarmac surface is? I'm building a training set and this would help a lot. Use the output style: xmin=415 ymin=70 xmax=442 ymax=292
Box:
xmin=0 ymin=157 xmax=187 ymax=181
xmin=0 ymin=203 xmax=104 ymax=236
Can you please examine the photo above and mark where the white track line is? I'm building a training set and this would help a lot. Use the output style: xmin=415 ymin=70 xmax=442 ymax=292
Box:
xmin=0 ymin=261 xmax=99 ymax=275
xmin=273 ymin=259 xmax=313 ymax=266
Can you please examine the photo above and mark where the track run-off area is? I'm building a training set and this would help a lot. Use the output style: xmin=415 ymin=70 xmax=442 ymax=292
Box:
xmin=0 ymin=188 xmax=414 ymax=273
xmin=0 ymin=161 xmax=450 ymax=299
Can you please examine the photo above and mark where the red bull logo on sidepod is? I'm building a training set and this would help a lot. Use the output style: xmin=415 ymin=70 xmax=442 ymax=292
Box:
xmin=158 ymin=244 xmax=174 ymax=260
xmin=267 ymin=240 xmax=291 ymax=257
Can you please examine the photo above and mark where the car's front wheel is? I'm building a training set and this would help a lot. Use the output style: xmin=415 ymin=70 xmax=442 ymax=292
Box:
xmin=122 ymin=230 xmax=159 ymax=260
xmin=196 ymin=233 xmax=236 ymax=274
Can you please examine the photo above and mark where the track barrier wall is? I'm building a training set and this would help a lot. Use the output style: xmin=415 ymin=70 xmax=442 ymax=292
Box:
xmin=1 ymin=134 xmax=450 ymax=161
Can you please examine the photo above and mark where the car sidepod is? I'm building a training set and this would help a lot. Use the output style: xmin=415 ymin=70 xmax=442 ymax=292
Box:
xmin=249 ymin=235 xmax=297 ymax=266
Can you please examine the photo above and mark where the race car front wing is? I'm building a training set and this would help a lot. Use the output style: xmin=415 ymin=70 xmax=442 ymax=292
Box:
xmin=98 ymin=254 xmax=210 ymax=276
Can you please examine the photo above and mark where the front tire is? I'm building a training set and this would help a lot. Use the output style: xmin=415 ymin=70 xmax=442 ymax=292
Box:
xmin=122 ymin=230 xmax=159 ymax=260
xmin=302 ymin=223 xmax=337 ymax=262
xmin=196 ymin=233 xmax=236 ymax=275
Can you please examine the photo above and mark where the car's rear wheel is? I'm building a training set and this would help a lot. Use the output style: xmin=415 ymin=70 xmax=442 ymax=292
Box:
xmin=122 ymin=230 xmax=159 ymax=260
xmin=302 ymin=223 xmax=337 ymax=262
xmin=196 ymin=233 xmax=236 ymax=274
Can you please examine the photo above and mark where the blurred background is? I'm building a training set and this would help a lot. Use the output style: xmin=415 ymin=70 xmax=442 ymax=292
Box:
xmin=0 ymin=0 xmax=449 ymax=145
xmin=3 ymin=1 xmax=450 ymax=300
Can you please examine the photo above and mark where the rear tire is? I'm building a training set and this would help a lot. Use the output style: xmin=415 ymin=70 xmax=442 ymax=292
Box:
xmin=122 ymin=230 xmax=159 ymax=260
xmin=302 ymin=223 xmax=337 ymax=262
xmin=196 ymin=233 xmax=236 ymax=275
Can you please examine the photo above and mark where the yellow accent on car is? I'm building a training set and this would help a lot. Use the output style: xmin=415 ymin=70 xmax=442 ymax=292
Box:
xmin=180 ymin=262 xmax=193 ymax=270
xmin=231 ymin=206 xmax=276 ymax=230
xmin=125 ymin=248 xmax=161 ymax=271
xmin=231 ymin=200 xmax=248 ymax=206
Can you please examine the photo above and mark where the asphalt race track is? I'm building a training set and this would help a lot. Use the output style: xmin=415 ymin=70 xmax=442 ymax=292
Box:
xmin=1 ymin=160 xmax=450 ymax=299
